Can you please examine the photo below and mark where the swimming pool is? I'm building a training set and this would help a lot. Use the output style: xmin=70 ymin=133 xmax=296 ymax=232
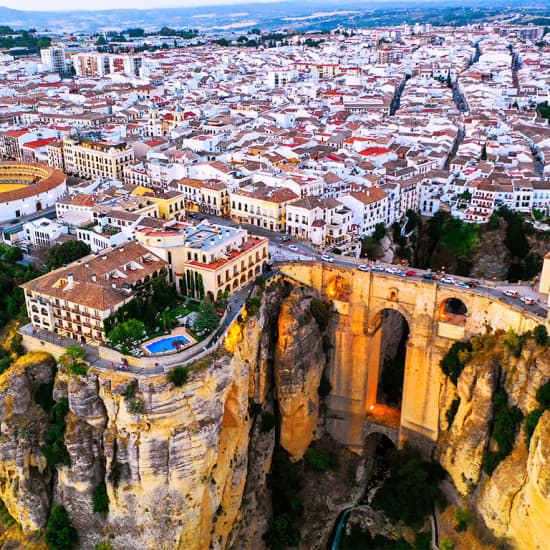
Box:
xmin=144 ymin=334 xmax=191 ymax=355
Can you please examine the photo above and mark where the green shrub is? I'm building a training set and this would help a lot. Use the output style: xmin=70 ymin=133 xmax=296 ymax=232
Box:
xmin=440 ymin=341 xmax=472 ymax=385
xmin=245 ymin=296 xmax=261 ymax=317
xmin=309 ymin=299 xmax=331 ymax=331
xmin=70 ymin=363 xmax=88 ymax=377
xmin=9 ymin=333 xmax=24 ymax=356
xmin=129 ymin=401 xmax=143 ymax=414
xmin=536 ymin=381 xmax=550 ymax=409
xmin=533 ymin=325 xmax=549 ymax=347
xmin=92 ymin=482 xmax=109 ymax=514
xmin=445 ymin=398 xmax=460 ymax=429
xmin=0 ymin=355 xmax=13 ymax=375
xmin=454 ymin=507 xmax=473 ymax=532
xmin=0 ymin=498 xmax=17 ymax=527
xmin=95 ymin=543 xmax=115 ymax=550
xmin=504 ymin=329 xmax=525 ymax=358
xmin=304 ymin=446 xmax=337 ymax=471
xmin=167 ymin=366 xmax=189 ymax=387
xmin=524 ymin=408 xmax=544 ymax=447
xmin=264 ymin=513 xmax=300 ymax=550
xmin=124 ymin=379 xmax=137 ymax=399
xmin=43 ymin=398 xmax=70 ymax=468
xmin=483 ymin=390 xmax=523 ymax=476
xmin=440 ymin=539 xmax=455 ymax=550
xmin=46 ymin=505 xmax=78 ymax=550
xmin=261 ymin=411 xmax=276 ymax=433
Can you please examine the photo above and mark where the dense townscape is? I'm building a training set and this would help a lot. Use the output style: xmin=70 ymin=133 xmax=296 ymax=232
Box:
xmin=2 ymin=13 xmax=550 ymax=550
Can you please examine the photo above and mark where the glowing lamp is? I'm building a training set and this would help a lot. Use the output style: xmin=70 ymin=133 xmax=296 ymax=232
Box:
xmin=369 ymin=405 xmax=374 ymax=411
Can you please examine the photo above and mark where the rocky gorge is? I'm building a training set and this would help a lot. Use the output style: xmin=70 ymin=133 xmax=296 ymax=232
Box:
xmin=0 ymin=280 xmax=549 ymax=550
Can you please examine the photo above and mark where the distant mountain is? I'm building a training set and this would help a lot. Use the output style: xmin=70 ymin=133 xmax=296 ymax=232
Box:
xmin=0 ymin=1 xmax=548 ymax=33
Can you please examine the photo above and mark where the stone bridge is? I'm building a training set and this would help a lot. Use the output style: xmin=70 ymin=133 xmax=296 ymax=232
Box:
xmin=277 ymin=261 xmax=544 ymax=455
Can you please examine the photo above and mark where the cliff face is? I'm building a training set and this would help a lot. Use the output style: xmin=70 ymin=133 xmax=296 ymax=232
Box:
xmin=0 ymin=352 xmax=55 ymax=531
xmin=436 ymin=336 xmax=550 ymax=550
xmin=0 ymin=282 xmax=331 ymax=550
xmin=275 ymin=292 xmax=326 ymax=460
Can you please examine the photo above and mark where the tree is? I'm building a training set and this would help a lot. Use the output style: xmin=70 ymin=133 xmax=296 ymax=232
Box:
xmin=46 ymin=505 xmax=78 ymax=550
xmin=372 ymin=445 xmax=446 ymax=528
xmin=95 ymin=36 xmax=107 ymax=46
xmin=4 ymin=246 xmax=23 ymax=263
xmin=167 ymin=365 xmax=189 ymax=387
xmin=58 ymin=345 xmax=87 ymax=375
xmin=195 ymin=296 xmax=219 ymax=334
xmin=533 ymin=324 xmax=549 ymax=347
xmin=107 ymin=319 xmax=146 ymax=352
xmin=373 ymin=223 xmax=387 ymax=240
xmin=47 ymin=241 xmax=91 ymax=270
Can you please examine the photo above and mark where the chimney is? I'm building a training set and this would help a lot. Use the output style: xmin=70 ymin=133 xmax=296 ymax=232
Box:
xmin=112 ymin=282 xmax=117 ymax=289
xmin=102 ymin=254 xmax=107 ymax=260
xmin=91 ymin=273 xmax=97 ymax=282
xmin=120 ymin=246 xmax=125 ymax=252
xmin=67 ymin=273 xmax=74 ymax=286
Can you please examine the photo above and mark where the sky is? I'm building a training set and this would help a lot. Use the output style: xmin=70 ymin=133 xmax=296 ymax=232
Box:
xmin=2 ymin=0 xmax=285 ymax=10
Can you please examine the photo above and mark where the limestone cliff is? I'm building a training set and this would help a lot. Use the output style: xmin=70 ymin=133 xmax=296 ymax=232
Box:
xmin=275 ymin=292 xmax=326 ymax=460
xmin=0 ymin=352 xmax=55 ymax=531
xmin=436 ymin=334 xmax=550 ymax=550
xmin=0 ymin=282 xmax=335 ymax=549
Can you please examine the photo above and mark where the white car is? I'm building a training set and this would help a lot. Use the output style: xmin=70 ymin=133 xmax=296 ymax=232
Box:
xmin=520 ymin=296 xmax=535 ymax=305
xmin=503 ymin=289 xmax=518 ymax=298
xmin=358 ymin=264 xmax=370 ymax=272
xmin=288 ymin=244 xmax=299 ymax=252
xmin=321 ymin=254 xmax=334 ymax=263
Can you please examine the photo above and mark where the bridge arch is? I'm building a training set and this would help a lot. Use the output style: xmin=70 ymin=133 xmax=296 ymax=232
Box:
xmin=365 ymin=307 xmax=410 ymax=417
xmin=439 ymin=297 xmax=468 ymax=324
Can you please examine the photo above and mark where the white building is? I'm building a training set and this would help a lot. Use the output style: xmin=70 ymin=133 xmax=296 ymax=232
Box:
xmin=340 ymin=188 xmax=390 ymax=235
xmin=22 ymin=217 xmax=68 ymax=248
xmin=40 ymin=47 xmax=66 ymax=75
xmin=285 ymin=196 xmax=352 ymax=247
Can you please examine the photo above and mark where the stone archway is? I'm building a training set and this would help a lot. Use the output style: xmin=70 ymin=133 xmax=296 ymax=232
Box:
xmin=365 ymin=306 xmax=412 ymax=416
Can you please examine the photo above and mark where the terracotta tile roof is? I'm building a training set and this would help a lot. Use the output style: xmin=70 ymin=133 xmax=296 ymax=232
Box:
xmin=21 ymin=242 xmax=167 ymax=312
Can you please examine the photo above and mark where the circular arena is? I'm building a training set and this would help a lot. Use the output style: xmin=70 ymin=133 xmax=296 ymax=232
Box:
xmin=0 ymin=162 xmax=67 ymax=222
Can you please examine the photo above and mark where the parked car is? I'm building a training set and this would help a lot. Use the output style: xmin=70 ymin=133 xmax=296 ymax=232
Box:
xmin=441 ymin=276 xmax=456 ymax=284
xmin=422 ymin=273 xmax=437 ymax=280
xmin=280 ymin=235 xmax=291 ymax=242
xmin=321 ymin=254 xmax=334 ymax=263
xmin=503 ymin=289 xmax=518 ymax=298
xmin=405 ymin=270 xmax=417 ymax=277
xmin=520 ymin=296 xmax=534 ymax=305
xmin=288 ymin=244 xmax=299 ymax=252
xmin=454 ymin=281 xmax=469 ymax=288
xmin=372 ymin=265 xmax=385 ymax=272
xmin=358 ymin=264 xmax=370 ymax=272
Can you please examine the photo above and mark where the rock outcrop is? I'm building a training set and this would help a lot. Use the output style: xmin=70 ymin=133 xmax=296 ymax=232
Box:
xmin=0 ymin=352 xmax=55 ymax=530
xmin=436 ymin=334 xmax=550 ymax=550
xmin=275 ymin=292 xmax=326 ymax=460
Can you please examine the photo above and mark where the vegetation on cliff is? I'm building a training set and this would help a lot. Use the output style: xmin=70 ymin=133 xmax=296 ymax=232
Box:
xmin=264 ymin=447 xmax=304 ymax=550
xmin=482 ymin=389 xmax=523 ymax=475
xmin=45 ymin=505 xmax=77 ymax=550
xmin=167 ymin=365 xmax=189 ymax=387
xmin=524 ymin=381 xmax=550 ymax=447
xmin=43 ymin=398 xmax=70 ymax=468
xmin=372 ymin=444 xmax=446 ymax=529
